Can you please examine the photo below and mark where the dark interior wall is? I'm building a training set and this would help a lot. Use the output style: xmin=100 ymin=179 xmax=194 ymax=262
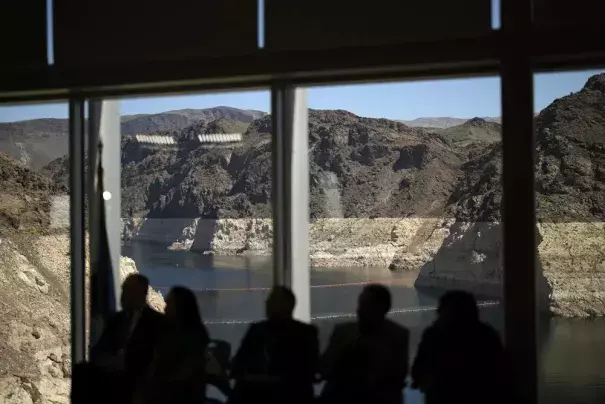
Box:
xmin=53 ymin=0 xmax=258 ymax=67
xmin=0 ymin=0 xmax=47 ymax=69
xmin=264 ymin=0 xmax=492 ymax=50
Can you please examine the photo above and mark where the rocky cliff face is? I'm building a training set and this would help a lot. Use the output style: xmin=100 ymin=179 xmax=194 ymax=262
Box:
xmin=0 ymin=152 xmax=63 ymax=236
xmin=416 ymin=73 xmax=605 ymax=316
xmin=0 ymin=152 xmax=163 ymax=403
xmin=0 ymin=233 xmax=164 ymax=404
xmin=115 ymin=109 xmax=465 ymax=220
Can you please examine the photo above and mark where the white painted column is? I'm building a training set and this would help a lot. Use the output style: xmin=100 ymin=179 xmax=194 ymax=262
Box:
xmin=287 ymin=88 xmax=310 ymax=322
xmin=271 ymin=85 xmax=311 ymax=322
xmin=88 ymin=99 xmax=122 ymax=346
xmin=99 ymin=100 xmax=122 ymax=311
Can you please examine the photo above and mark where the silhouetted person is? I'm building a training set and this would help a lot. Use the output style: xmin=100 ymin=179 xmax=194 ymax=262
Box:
xmin=320 ymin=284 xmax=409 ymax=404
xmin=142 ymin=286 xmax=210 ymax=404
xmin=90 ymin=274 xmax=163 ymax=402
xmin=230 ymin=286 xmax=319 ymax=404
xmin=411 ymin=290 xmax=510 ymax=404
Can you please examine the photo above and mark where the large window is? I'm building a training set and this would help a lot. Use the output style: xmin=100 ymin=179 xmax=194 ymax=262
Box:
xmin=0 ymin=102 xmax=71 ymax=403
xmin=534 ymin=70 xmax=605 ymax=404
xmin=118 ymin=92 xmax=272 ymax=352
xmin=306 ymin=78 xmax=504 ymax=402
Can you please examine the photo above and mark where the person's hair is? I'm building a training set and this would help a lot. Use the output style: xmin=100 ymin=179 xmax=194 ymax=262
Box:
xmin=124 ymin=274 xmax=149 ymax=294
xmin=363 ymin=283 xmax=392 ymax=316
xmin=270 ymin=286 xmax=296 ymax=313
xmin=168 ymin=286 xmax=206 ymax=333
xmin=438 ymin=290 xmax=479 ymax=322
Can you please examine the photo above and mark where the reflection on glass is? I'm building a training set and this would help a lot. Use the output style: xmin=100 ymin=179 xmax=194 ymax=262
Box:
xmin=534 ymin=70 xmax=605 ymax=404
xmin=0 ymin=103 xmax=71 ymax=402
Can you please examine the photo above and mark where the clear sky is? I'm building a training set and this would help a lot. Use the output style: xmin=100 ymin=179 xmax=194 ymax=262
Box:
xmin=0 ymin=70 xmax=603 ymax=123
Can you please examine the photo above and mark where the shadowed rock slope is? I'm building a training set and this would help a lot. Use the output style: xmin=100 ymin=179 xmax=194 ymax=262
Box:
xmin=418 ymin=73 xmax=605 ymax=316
xmin=107 ymin=110 xmax=466 ymax=220
xmin=0 ymin=152 xmax=164 ymax=403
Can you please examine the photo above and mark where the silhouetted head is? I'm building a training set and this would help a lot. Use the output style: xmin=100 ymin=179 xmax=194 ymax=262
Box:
xmin=120 ymin=274 xmax=149 ymax=312
xmin=165 ymin=286 xmax=204 ymax=331
xmin=357 ymin=284 xmax=392 ymax=326
xmin=265 ymin=286 xmax=296 ymax=321
xmin=437 ymin=290 xmax=479 ymax=325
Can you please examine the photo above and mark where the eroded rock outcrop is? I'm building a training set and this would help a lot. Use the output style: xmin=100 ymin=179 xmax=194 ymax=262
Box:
xmin=416 ymin=74 xmax=605 ymax=316
xmin=125 ymin=217 xmax=455 ymax=270
xmin=539 ymin=223 xmax=605 ymax=317
xmin=0 ymin=235 xmax=164 ymax=404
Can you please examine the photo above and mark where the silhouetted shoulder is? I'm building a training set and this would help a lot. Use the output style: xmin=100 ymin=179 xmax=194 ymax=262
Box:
xmin=478 ymin=321 xmax=501 ymax=339
xmin=145 ymin=305 xmax=163 ymax=317
xmin=331 ymin=321 xmax=359 ymax=336
xmin=418 ymin=323 xmax=439 ymax=342
xmin=144 ymin=305 xmax=163 ymax=322
xmin=384 ymin=318 xmax=409 ymax=337
xmin=293 ymin=319 xmax=318 ymax=334
xmin=247 ymin=320 xmax=266 ymax=332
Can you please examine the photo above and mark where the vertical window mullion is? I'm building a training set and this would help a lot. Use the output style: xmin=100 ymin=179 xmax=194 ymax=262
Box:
xmin=271 ymin=85 xmax=287 ymax=286
xmin=501 ymin=0 xmax=538 ymax=403
xmin=69 ymin=98 xmax=86 ymax=364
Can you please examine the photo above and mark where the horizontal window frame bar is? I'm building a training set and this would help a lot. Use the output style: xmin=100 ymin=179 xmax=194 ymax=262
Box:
xmin=0 ymin=27 xmax=603 ymax=104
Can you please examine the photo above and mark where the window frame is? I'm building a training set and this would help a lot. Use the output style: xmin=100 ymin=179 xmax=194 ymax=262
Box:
xmin=1 ymin=1 xmax=601 ymax=403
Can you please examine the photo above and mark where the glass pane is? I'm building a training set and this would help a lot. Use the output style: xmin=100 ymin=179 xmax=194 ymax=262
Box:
xmin=534 ymin=69 xmax=605 ymax=404
xmin=118 ymin=92 xmax=271 ymax=398
xmin=0 ymin=102 xmax=71 ymax=403
xmin=306 ymin=78 xmax=503 ymax=403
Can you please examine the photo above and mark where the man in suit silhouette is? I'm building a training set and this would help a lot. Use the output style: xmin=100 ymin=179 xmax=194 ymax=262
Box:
xmin=411 ymin=290 xmax=510 ymax=404
xmin=90 ymin=274 xmax=163 ymax=400
xmin=230 ymin=286 xmax=319 ymax=404
xmin=320 ymin=284 xmax=410 ymax=404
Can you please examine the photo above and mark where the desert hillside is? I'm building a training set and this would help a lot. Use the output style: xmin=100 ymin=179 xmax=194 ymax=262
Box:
xmin=0 ymin=154 xmax=163 ymax=404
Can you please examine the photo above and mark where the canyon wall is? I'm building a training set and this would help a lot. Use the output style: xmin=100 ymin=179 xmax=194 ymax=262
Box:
xmin=123 ymin=217 xmax=450 ymax=267
xmin=0 ymin=234 xmax=164 ymax=404
xmin=123 ymin=217 xmax=605 ymax=317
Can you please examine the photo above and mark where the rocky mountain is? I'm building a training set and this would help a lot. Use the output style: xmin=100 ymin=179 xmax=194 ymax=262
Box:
xmin=0 ymin=152 xmax=162 ymax=404
xmin=0 ymin=107 xmax=266 ymax=169
xmin=419 ymin=73 xmax=605 ymax=316
xmin=450 ymin=74 xmax=605 ymax=223
xmin=0 ymin=119 xmax=69 ymax=169
xmin=400 ymin=116 xmax=501 ymax=129
xmin=40 ymin=74 xmax=605 ymax=229
xmin=120 ymin=106 xmax=266 ymax=134
xmin=438 ymin=117 xmax=501 ymax=149
xmin=111 ymin=109 xmax=465 ymax=221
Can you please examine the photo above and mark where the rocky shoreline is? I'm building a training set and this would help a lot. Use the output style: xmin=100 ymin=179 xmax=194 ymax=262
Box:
xmin=122 ymin=216 xmax=605 ymax=317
